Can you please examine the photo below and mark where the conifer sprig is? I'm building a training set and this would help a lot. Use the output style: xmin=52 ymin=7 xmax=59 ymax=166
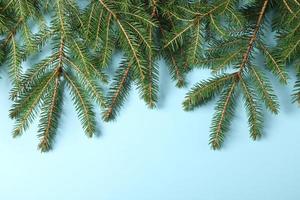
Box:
xmin=183 ymin=0 xmax=286 ymax=149
xmin=0 ymin=0 xmax=42 ymax=86
xmin=0 ymin=0 xmax=299 ymax=151
xmin=81 ymin=0 xmax=159 ymax=119
xmin=9 ymin=0 xmax=105 ymax=152
xmin=275 ymin=0 xmax=300 ymax=103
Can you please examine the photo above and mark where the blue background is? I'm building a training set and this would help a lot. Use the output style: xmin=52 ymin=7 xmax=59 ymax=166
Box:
xmin=0 ymin=54 xmax=300 ymax=199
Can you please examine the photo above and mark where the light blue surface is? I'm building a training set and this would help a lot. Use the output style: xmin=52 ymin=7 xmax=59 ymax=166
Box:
xmin=0 ymin=56 xmax=300 ymax=200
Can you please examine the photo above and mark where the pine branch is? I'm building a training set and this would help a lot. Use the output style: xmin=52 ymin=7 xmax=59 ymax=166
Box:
xmin=7 ymin=35 xmax=22 ymax=86
xmin=292 ymin=66 xmax=300 ymax=104
xmin=258 ymin=42 xmax=288 ymax=84
xmin=11 ymin=70 xmax=59 ymax=137
xmin=64 ymin=71 xmax=96 ymax=137
xmin=9 ymin=0 xmax=105 ymax=151
xmin=38 ymin=76 xmax=63 ymax=152
xmin=98 ymin=0 xmax=146 ymax=80
xmin=240 ymin=77 xmax=263 ymax=140
xmin=238 ymin=0 xmax=269 ymax=72
xmin=210 ymin=80 xmax=238 ymax=150
xmin=155 ymin=10 xmax=187 ymax=87
xmin=183 ymin=0 xmax=281 ymax=149
xmin=1 ymin=0 xmax=300 ymax=151
xmin=249 ymin=66 xmax=279 ymax=114
xmin=137 ymin=26 xmax=159 ymax=108
xmin=183 ymin=74 xmax=235 ymax=111
xmin=275 ymin=0 xmax=300 ymax=105
xmin=103 ymin=60 xmax=133 ymax=121
xmin=65 ymin=57 xmax=106 ymax=108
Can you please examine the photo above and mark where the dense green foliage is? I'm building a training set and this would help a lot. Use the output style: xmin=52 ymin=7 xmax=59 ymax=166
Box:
xmin=0 ymin=0 xmax=299 ymax=151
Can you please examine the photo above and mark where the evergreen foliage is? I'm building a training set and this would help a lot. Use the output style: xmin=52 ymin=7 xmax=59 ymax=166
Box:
xmin=0 ymin=0 xmax=299 ymax=151
xmin=183 ymin=0 xmax=297 ymax=149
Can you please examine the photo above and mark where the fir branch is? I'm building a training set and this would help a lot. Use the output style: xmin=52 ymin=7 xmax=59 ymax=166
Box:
xmin=293 ymin=73 xmax=300 ymax=104
xmin=249 ymin=67 xmax=279 ymax=114
xmin=9 ymin=0 xmax=105 ymax=151
xmin=153 ymin=7 xmax=187 ymax=87
xmin=98 ymin=0 xmax=146 ymax=80
xmin=7 ymin=35 xmax=22 ymax=86
xmin=64 ymin=71 xmax=96 ymax=137
xmin=103 ymin=60 xmax=133 ymax=121
xmin=65 ymin=57 xmax=106 ymax=108
xmin=183 ymin=0 xmax=281 ymax=149
xmin=210 ymin=80 xmax=238 ymax=150
xmin=97 ymin=13 xmax=113 ymax=67
xmin=38 ymin=76 xmax=63 ymax=152
xmin=240 ymin=77 xmax=263 ymax=140
xmin=183 ymin=74 xmax=235 ymax=111
xmin=11 ymin=70 xmax=59 ymax=137
xmin=1 ymin=0 xmax=300 ymax=151
xmin=258 ymin=42 xmax=288 ymax=84
xmin=238 ymin=0 xmax=269 ymax=72
xmin=137 ymin=27 xmax=159 ymax=108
